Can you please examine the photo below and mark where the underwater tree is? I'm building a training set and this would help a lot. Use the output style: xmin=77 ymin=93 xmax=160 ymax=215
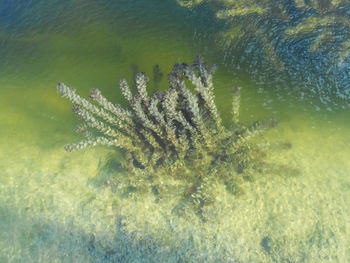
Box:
xmin=57 ymin=56 xmax=276 ymax=218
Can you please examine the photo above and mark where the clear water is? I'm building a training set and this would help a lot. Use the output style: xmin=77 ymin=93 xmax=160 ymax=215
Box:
xmin=0 ymin=1 xmax=349 ymax=262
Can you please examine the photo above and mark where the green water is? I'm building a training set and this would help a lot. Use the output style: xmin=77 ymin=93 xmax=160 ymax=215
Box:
xmin=0 ymin=1 xmax=349 ymax=262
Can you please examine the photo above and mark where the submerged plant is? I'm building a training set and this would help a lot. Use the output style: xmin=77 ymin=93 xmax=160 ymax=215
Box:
xmin=57 ymin=56 xmax=276 ymax=218
xmin=177 ymin=0 xmax=350 ymax=64
xmin=177 ymin=0 xmax=350 ymax=104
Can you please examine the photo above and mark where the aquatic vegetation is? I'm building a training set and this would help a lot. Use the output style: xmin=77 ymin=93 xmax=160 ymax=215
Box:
xmin=57 ymin=56 xmax=276 ymax=217
xmin=177 ymin=0 xmax=350 ymax=62
xmin=131 ymin=63 xmax=164 ymax=89
xmin=177 ymin=0 xmax=350 ymax=103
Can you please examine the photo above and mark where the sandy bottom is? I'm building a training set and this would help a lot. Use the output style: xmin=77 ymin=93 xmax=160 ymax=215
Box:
xmin=0 ymin=102 xmax=349 ymax=262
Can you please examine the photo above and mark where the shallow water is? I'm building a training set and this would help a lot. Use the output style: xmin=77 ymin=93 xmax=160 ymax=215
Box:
xmin=0 ymin=1 xmax=349 ymax=262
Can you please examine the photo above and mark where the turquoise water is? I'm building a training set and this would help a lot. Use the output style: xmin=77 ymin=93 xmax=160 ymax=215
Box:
xmin=0 ymin=1 xmax=349 ymax=262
